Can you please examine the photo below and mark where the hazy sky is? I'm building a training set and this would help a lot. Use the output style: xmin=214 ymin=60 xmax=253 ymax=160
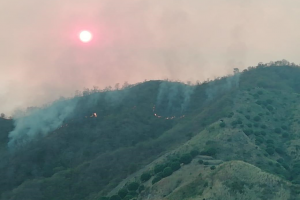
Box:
xmin=1 ymin=0 xmax=300 ymax=115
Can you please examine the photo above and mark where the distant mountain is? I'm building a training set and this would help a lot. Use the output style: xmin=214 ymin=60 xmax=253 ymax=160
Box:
xmin=1 ymin=61 xmax=300 ymax=200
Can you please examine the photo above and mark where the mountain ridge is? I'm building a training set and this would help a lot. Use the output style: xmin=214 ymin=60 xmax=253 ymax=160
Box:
xmin=1 ymin=61 xmax=300 ymax=199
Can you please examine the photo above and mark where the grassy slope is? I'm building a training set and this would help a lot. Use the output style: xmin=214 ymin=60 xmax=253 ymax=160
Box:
xmin=106 ymin=65 xmax=300 ymax=200
xmin=3 ymin=64 xmax=300 ymax=200
xmin=165 ymin=161 xmax=300 ymax=200
xmin=0 ymin=80 xmax=233 ymax=200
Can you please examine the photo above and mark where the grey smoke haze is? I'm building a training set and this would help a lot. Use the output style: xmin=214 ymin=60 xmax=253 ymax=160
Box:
xmin=205 ymin=73 xmax=240 ymax=101
xmin=1 ymin=0 xmax=300 ymax=114
xmin=8 ymin=98 xmax=78 ymax=148
xmin=8 ymin=88 xmax=131 ymax=147
xmin=156 ymin=82 xmax=195 ymax=114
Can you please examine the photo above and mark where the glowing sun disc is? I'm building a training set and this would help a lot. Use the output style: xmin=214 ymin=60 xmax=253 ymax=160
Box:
xmin=79 ymin=31 xmax=92 ymax=43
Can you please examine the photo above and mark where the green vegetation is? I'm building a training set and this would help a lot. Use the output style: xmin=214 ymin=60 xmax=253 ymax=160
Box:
xmin=140 ymin=172 xmax=151 ymax=182
xmin=152 ymin=176 xmax=162 ymax=185
xmin=200 ymin=147 xmax=217 ymax=157
xmin=127 ymin=182 xmax=139 ymax=191
xmin=118 ymin=189 xmax=128 ymax=199
xmin=2 ymin=62 xmax=300 ymax=199
xmin=180 ymin=154 xmax=193 ymax=164
xmin=163 ymin=167 xmax=173 ymax=177
xmin=110 ymin=195 xmax=121 ymax=200
xmin=219 ymin=122 xmax=226 ymax=127
xmin=171 ymin=161 xmax=181 ymax=171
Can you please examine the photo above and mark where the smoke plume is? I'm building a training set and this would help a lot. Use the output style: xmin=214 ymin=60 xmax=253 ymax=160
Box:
xmin=156 ymin=81 xmax=195 ymax=115
xmin=205 ymin=73 xmax=241 ymax=101
xmin=3 ymin=0 xmax=300 ymax=115
xmin=8 ymin=98 xmax=78 ymax=148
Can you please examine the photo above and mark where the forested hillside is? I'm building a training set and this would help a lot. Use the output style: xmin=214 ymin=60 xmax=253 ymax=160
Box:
xmin=1 ymin=60 xmax=300 ymax=200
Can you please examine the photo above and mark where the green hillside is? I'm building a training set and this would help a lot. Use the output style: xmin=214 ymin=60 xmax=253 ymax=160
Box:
xmin=1 ymin=61 xmax=300 ymax=200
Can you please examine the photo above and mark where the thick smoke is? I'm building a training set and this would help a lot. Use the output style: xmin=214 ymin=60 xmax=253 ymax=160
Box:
xmin=7 ymin=87 xmax=132 ymax=148
xmin=8 ymin=98 xmax=78 ymax=148
xmin=156 ymin=81 xmax=195 ymax=115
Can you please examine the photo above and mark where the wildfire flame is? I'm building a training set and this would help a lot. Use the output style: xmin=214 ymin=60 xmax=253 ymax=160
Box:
xmin=152 ymin=105 xmax=185 ymax=120
xmin=90 ymin=113 xmax=97 ymax=118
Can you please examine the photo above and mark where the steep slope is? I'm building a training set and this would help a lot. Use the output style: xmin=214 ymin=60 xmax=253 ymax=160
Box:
xmin=0 ymin=80 xmax=234 ymax=200
xmin=2 ymin=62 xmax=300 ymax=200
xmin=98 ymin=63 xmax=300 ymax=200
xmin=164 ymin=161 xmax=300 ymax=200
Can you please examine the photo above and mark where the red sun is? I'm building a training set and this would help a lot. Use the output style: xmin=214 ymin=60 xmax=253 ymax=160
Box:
xmin=79 ymin=30 xmax=92 ymax=43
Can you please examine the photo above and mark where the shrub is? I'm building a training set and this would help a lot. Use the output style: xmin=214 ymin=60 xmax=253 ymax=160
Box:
xmin=171 ymin=161 xmax=181 ymax=171
xmin=219 ymin=122 xmax=226 ymax=128
xmin=156 ymin=172 xmax=163 ymax=178
xmin=127 ymin=182 xmax=139 ymax=191
xmin=260 ymin=131 xmax=266 ymax=136
xmin=138 ymin=185 xmax=145 ymax=193
xmin=266 ymin=99 xmax=273 ymax=104
xmin=110 ymin=195 xmax=121 ymax=200
xmin=253 ymin=116 xmax=261 ymax=122
xmin=140 ymin=172 xmax=151 ymax=182
xmin=163 ymin=167 xmax=173 ymax=177
xmin=274 ymin=128 xmax=282 ymax=134
xmin=282 ymin=163 xmax=290 ymax=170
xmin=210 ymin=166 xmax=216 ymax=170
xmin=179 ymin=154 xmax=193 ymax=164
xmin=190 ymin=149 xmax=200 ymax=157
xmin=268 ymin=161 xmax=273 ymax=166
xmin=118 ymin=189 xmax=128 ymax=199
xmin=257 ymin=90 xmax=264 ymax=95
xmin=228 ymin=112 xmax=234 ymax=118
xmin=277 ymin=158 xmax=284 ymax=163
xmin=254 ymin=131 xmax=261 ymax=136
xmin=123 ymin=195 xmax=134 ymax=200
xmin=282 ymin=133 xmax=289 ymax=138
xmin=231 ymin=121 xmax=238 ymax=126
xmin=245 ymin=115 xmax=251 ymax=120
xmin=261 ymin=124 xmax=267 ymax=129
xmin=267 ymin=105 xmax=273 ymax=111
xmin=229 ymin=181 xmax=245 ymax=194
xmin=266 ymin=147 xmax=275 ymax=155
xmin=154 ymin=164 xmax=165 ymax=174
xmin=128 ymin=191 xmax=138 ymax=197
xmin=247 ymin=123 xmax=253 ymax=128
xmin=281 ymin=125 xmax=288 ymax=130
xmin=275 ymin=148 xmax=285 ymax=155
xmin=200 ymin=147 xmax=217 ymax=156
xmin=266 ymin=139 xmax=274 ymax=144
xmin=198 ymin=159 xmax=204 ymax=164
xmin=152 ymin=176 xmax=162 ymax=184
xmin=255 ymin=137 xmax=264 ymax=145
xmin=237 ymin=119 xmax=243 ymax=124
xmin=203 ymin=161 xmax=209 ymax=165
